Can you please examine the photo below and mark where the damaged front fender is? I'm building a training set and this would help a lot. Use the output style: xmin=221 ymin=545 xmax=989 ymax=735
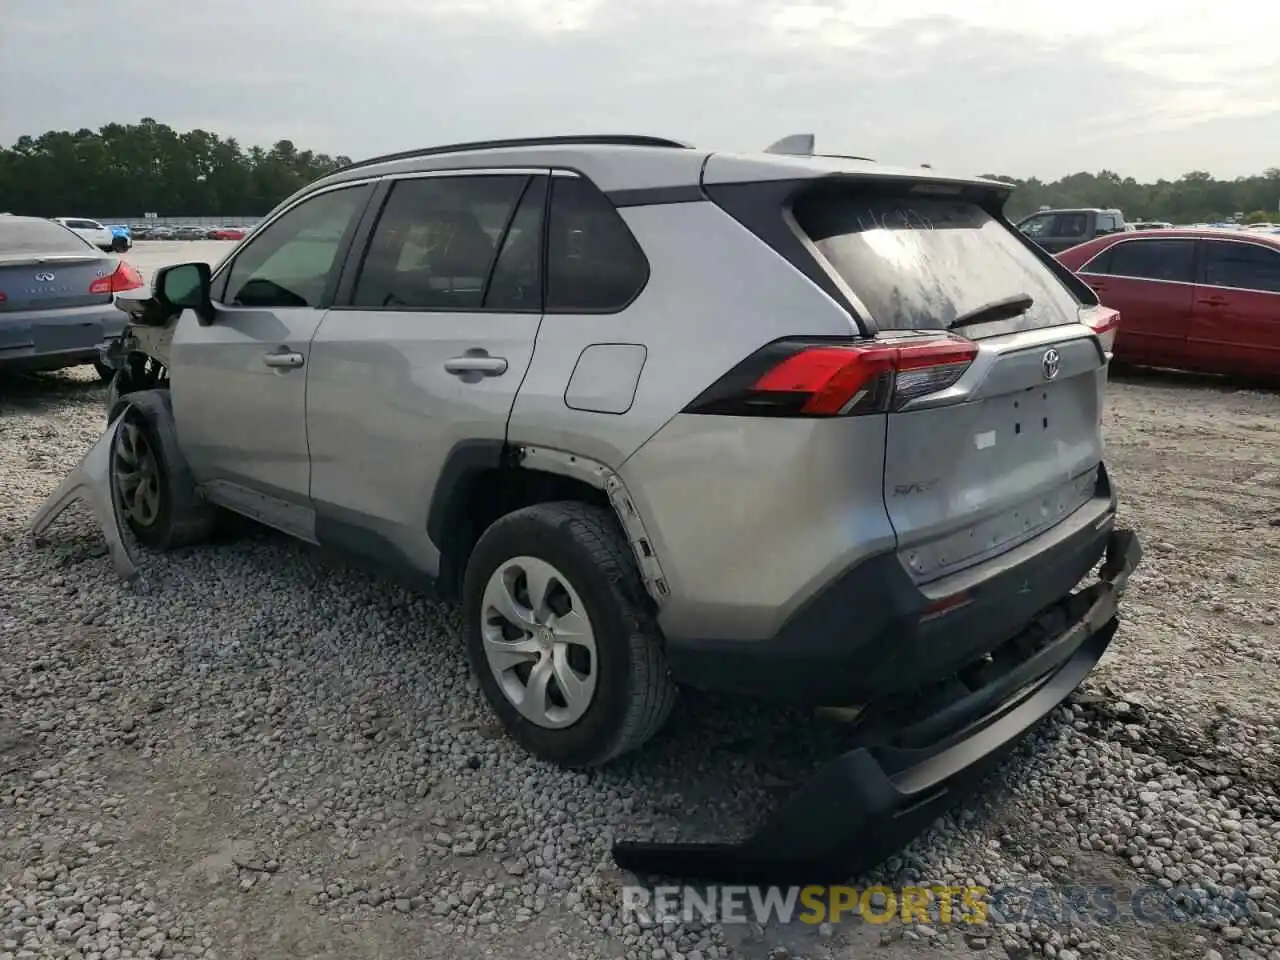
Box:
xmin=28 ymin=407 xmax=140 ymax=580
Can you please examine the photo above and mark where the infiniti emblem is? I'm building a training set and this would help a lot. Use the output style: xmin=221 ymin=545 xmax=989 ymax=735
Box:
xmin=1041 ymin=348 xmax=1061 ymax=381
xmin=34 ymin=271 xmax=56 ymax=282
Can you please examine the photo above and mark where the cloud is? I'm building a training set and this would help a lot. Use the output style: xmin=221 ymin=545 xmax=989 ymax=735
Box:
xmin=0 ymin=0 xmax=1275 ymax=180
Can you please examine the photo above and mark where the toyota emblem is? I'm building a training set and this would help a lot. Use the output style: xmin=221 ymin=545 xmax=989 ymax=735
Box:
xmin=1041 ymin=348 xmax=1061 ymax=381
xmin=34 ymin=271 xmax=55 ymax=282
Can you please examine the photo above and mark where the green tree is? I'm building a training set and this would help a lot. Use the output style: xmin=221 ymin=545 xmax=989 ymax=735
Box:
xmin=989 ymin=167 xmax=1280 ymax=223
xmin=0 ymin=120 xmax=352 ymax=218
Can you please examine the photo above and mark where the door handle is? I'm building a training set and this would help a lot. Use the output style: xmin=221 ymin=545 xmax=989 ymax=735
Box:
xmin=444 ymin=355 xmax=508 ymax=376
xmin=263 ymin=351 xmax=305 ymax=369
xmin=1197 ymin=297 xmax=1228 ymax=307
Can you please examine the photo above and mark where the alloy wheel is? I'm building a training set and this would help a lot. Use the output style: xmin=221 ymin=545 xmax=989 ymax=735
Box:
xmin=113 ymin=421 xmax=162 ymax=528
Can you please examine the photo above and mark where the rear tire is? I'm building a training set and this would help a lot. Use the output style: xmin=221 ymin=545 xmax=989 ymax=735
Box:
xmin=462 ymin=501 xmax=676 ymax=768
xmin=111 ymin=237 xmax=128 ymax=252
xmin=111 ymin=402 xmax=217 ymax=550
xmin=92 ymin=360 xmax=114 ymax=382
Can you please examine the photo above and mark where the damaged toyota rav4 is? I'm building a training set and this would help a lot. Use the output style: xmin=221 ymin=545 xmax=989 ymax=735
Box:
xmin=32 ymin=133 xmax=1141 ymax=883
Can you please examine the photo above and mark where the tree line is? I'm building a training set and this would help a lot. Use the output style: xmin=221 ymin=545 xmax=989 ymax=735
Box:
xmin=985 ymin=169 xmax=1280 ymax=224
xmin=1 ymin=119 xmax=1278 ymax=224
xmin=0 ymin=119 xmax=352 ymax=220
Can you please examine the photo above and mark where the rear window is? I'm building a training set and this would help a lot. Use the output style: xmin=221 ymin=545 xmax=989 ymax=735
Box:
xmin=0 ymin=219 xmax=95 ymax=255
xmin=792 ymin=189 xmax=1081 ymax=334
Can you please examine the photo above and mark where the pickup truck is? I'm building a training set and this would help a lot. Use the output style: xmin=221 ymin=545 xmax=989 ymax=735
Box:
xmin=1015 ymin=208 xmax=1131 ymax=253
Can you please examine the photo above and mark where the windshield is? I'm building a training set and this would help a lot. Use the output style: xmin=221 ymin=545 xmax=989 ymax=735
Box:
xmin=792 ymin=187 xmax=1082 ymax=334
xmin=0 ymin=219 xmax=96 ymax=255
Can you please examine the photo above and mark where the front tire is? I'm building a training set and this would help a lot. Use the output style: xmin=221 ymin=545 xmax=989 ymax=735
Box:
xmin=462 ymin=501 xmax=676 ymax=768
xmin=92 ymin=359 xmax=114 ymax=382
xmin=111 ymin=402 xmax=216 ymax=550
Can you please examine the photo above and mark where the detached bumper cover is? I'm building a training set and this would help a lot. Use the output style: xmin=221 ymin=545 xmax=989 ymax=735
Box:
xmin=612 ymin=529 xmax=1142 ymax=883
xmin=28 ymin=409 xmax=139 ymax=580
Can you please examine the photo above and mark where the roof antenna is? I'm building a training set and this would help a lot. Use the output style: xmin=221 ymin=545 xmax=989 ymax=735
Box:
xmin=764 ymin=134 xmax=815 ymax=156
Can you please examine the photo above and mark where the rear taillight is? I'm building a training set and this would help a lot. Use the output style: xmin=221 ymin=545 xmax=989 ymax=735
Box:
xmin=1082 ymin=306 xmax=1119 ymax=355
xmin=90 ymin=261 xmax=145 ymax=296
xmin=683 ymin=335 xmax=979 ymax=418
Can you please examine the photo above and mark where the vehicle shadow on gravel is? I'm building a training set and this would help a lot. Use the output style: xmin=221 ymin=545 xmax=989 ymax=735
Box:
xmin=1109 ymin=364 xmax=1279 ymax=394
xmin=0 ymin=367 xmax=105 ymax=414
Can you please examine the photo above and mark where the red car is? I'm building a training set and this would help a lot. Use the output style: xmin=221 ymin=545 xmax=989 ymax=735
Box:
xmin=1056 ymin=228 xmax=1280 ymax=377
xmin=209 ymin=227 xmax=246 ymax=240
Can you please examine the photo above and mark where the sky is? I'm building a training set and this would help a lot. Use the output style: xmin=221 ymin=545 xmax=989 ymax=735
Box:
xmin=2 ymin=0 xmax=1278 ymax=182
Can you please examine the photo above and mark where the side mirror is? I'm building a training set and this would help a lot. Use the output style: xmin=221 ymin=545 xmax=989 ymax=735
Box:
xmin=155 ymin=262 xmax=214 ymax=325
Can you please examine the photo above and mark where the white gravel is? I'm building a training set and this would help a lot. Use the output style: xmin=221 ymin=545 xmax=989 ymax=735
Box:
xmin=1 ymin=353 xmax=1278 ymax=960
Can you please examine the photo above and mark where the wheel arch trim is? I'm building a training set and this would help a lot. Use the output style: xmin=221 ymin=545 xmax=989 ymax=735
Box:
xmin=427 ymin=440 xmax=670 ymax=607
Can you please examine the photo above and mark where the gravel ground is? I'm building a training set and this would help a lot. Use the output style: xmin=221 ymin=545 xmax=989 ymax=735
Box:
xmin=2 ymin=306 xmax=1279 ymax=959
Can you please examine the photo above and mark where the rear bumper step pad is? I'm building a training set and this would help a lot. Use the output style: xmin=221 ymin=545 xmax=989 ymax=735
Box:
xmin=612 ymin=528 xmax=1142 ymax=884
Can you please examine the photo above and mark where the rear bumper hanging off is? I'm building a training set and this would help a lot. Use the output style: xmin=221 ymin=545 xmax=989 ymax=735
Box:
xmin=612 ymin=528 xmax=1142 ymax=884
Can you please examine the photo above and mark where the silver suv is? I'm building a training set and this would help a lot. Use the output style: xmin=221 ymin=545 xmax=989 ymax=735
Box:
xmin=58 ymin=134 xmax=1140 ymax=878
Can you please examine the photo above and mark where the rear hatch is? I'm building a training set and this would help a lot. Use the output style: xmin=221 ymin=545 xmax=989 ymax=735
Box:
xmin=790 ymin=183 xmax=1109 ymax=583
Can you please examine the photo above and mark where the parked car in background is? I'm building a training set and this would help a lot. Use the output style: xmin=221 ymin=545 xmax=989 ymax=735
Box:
xmin=174 ymin=225 xmax=207 ymax=240
xmin=209 ymin=226 xmax=246 ymax=240
xmin=107 ymin=225 xmax=133 ymax=251
xmin=148 ymin=225 xmax=176 ymax=240
xmin=1057 ymin=228 xmax=1280 ymax=377
xmin=0 ymin=215 xmax=143 ymax=378
xmin=53 ymin=217 xmax=126 ymax=253
xmin=1130 ymin=221 xmax=1173 ymax=231
xmin=1016 ymin=208 xmax=1130 ymax=253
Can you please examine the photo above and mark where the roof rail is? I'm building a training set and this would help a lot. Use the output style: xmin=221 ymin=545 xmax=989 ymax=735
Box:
xmin=334 ymin=134 xmax=694 ymax=175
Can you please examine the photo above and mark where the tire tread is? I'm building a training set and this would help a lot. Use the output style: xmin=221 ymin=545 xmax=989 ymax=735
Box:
xmin=467 ymin=499 xmax=677 ymax=767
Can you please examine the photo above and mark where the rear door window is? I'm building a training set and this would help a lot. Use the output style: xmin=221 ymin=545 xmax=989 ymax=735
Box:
xmin=352 ymin=174 xmax=529 ymax=310
xmin=1200 ymin=241 xmax=1280 ymax=293
xmin=1097 ymin=239 xmax=1195 ymax=283
xmin=484 ymin=177 xmax=547 ymax=311
xmin=1079 ymin=246 xmax=1114 ymax=275
xmin=1018 ymin=213 xmax=1055 ymax=238
xmin=1053 ymin=213 xmax=1089 ymax=238
xmin=792 ymin=189 xmax=1082 ymax=333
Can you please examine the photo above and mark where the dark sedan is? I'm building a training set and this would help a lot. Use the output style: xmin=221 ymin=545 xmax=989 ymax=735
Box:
xmin=0 ymin=216 xmax=145 ymax=379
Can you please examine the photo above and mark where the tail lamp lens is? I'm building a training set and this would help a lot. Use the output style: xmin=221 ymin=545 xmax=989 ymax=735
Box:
xmin=683 ymin=335 xmax=979 ymax=418
xmin=90 ymin=261 xmax=145 ymax=296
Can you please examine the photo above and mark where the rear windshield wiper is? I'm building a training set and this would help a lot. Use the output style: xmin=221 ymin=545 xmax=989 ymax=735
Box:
xmin=948 ymin=293 xmax=1034 ymax=331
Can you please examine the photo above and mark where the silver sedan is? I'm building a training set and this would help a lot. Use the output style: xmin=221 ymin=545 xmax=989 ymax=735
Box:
xmin=0 ymin=215 xmax=142 ymax=379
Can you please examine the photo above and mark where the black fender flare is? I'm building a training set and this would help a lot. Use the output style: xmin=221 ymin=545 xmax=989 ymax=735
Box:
xmin=427 ymin=439 xmax=507 ymax=599
xmin=427 ymin=439 xmax=669 ymax=607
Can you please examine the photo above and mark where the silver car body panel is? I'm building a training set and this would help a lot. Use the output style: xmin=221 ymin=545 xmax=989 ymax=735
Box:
xmin=618 ymin=413 xmax=898 ymax=641
xmin=169 ymin=303 xmax=326 ymax=509
xmin=305 ymin=303 xmax=541 ymax=576
xmin=506 ymin=199 xmax=858 ymax=467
